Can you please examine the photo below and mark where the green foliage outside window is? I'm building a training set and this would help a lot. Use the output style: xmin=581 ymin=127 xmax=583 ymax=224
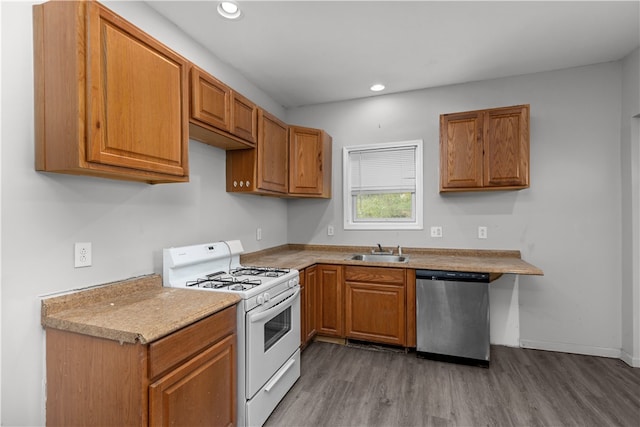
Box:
xmin=355 ymin=193 xmax=412 ymax=220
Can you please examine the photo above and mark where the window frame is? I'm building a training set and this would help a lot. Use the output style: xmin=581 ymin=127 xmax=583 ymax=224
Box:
xmin=343 ymin=139 xmax=423 ymax=230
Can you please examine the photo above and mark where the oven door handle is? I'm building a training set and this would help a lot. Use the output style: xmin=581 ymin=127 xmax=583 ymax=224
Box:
xmin=249 ymin=287 xmax=300 ymax=324
xmin=264 ymin=356 xmax=297 ymax=392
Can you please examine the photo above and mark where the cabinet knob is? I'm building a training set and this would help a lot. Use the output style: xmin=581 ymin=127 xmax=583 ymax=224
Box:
xmin=233 ymin=181 xmax=238 ymax=188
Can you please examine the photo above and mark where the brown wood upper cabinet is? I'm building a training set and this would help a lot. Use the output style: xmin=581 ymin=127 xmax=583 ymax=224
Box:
xmin=289 ymin=126 xmax=333 ymax=198
xmin=33 ymin=1 xmax=189 ymax=184
xmin=226 ymin=120 xmax=333 ymax=198
xmin=231 ymin=91 xmax=259 ymax=144
xmin=189 ymin=65 xmax=258 ymax=149
xmin=440 ymin=104 xmax=530 ymax=192
xmin=226 ymin=109 xmax=289 ymax=194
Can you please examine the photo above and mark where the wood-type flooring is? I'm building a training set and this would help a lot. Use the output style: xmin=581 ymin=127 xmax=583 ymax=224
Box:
xmin=264 ymin=341 xmax=640 ymax=427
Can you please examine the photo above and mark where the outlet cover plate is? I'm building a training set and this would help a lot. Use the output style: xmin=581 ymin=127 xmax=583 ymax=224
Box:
xmin=74 ymin=242 xmax=92 ymax=268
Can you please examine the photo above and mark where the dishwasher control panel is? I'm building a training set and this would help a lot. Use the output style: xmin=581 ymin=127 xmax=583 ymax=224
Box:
xmin=416 ymin=269 xmax=489 ymax=282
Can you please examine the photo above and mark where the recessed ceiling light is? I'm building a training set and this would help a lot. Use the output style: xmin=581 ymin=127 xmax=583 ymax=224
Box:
xmin=370 ymin=84 xmax=385 ymax=92
xmin=218 ymin=1 xmax=242 ymax=20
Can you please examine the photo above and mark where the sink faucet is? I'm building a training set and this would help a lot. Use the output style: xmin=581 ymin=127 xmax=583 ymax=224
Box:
xmin=397 ymin=245 xmax=402 ymax=256
xmin=373 ymin=244 xmax=393 ymax=254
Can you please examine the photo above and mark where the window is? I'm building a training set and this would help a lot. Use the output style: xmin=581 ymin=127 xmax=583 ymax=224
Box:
xmin=343 ymin=140 xmax=423 ymax=230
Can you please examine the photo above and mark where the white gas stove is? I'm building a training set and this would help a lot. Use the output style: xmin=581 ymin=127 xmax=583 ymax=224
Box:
xmin=163 ymin=241 xmax=301 ymax=427
xmin=163 ymin=240 xmax=299 ymax=310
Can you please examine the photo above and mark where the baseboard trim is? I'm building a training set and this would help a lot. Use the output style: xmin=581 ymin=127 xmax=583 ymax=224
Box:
xmin=620 ymin=349 xmax=640 ymax=367
xmin=520 ymin=339 xmax=623 ymax=360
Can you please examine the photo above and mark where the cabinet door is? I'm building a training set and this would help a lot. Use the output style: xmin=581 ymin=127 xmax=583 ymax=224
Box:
xmin=345 ymin=281 xmax=406 ymax=346
xmin=190 ymin=66 xmax=231 ymax=132
xmin=289 ymin=126 xmax=332 ymax=197
xmin=440 ymin=111 xmax=484 ymax=190
xmin=316 ymin=265 xmax=343 ymax=337
xmin=483 ymin=105 xmax=530 ymax=188
xmin=305 ymin=266 xmax=318 ymax=342
xmin=231 ymin=91 xmax=258 ymax=144
xmin=344 ymin=266 xmax=406 ymax=346
xmin=299 ymin=268 xmax=307 ymax=346
xmin=149 ymin=334 xmax=236 ymax=427
xmin=406 ymin=269 xmax=417 ymax=348
xmin=257 ymin=110 xmax=288 ymax=193
xmin=34 ymin=1 xmax=189 ymax=183
xmin=85 ymin=2 xmax=188 ymax=178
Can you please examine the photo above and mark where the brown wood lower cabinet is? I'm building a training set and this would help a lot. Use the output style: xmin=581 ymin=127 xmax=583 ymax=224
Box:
xmin=149 ymin=334 xmax=235 ymax=426
xmin=300 ymin=266 xmax=318 ymax=348
xmin=316 ymin=264 xmax=344 ymax=337
xmin=309 ymin=264 xmax=414 ymax=348
xmin=46 ymin=305 xmax=237 ymax=426
xmin=345 ymin=266 xmax=406 ymax=346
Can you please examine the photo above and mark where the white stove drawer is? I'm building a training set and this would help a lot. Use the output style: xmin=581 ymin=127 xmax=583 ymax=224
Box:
xmin=246 ymin=349 xmax=300 ymax=427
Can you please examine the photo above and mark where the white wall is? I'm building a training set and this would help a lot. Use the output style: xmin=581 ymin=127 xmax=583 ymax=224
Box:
xmin=1 ymin=2 xmax=288 ymax=425
xmin=621 ymin=47 xmax=640 ymax=367
xmin=286 ymin=61 xmax=625 ymax=359
xmin=0 ymin=1 xmax=3 ymax=422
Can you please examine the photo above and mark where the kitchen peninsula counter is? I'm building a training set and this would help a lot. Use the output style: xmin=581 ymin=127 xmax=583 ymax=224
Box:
xmin=41 ymin=274 xmax=240 ymax=344
xmin=241 ymin=244 xmax=543 ymax=278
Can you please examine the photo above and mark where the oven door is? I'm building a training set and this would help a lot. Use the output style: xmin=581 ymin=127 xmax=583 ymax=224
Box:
xmin=246 ymin=286 xmax=301 ymax=399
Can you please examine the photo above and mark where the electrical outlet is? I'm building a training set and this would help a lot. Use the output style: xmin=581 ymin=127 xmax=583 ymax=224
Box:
xmin=430 ymin=226 xmax=443 ymax=238
xmin=74 ymin=242 xmax=92 ymax=268
xmin=256 ymin=228 xmax=262 ymax=241
xmin=327 ymin=225 xmax=335 ymax=236
xmin=478 ymin=226 xmax=488 ymax=239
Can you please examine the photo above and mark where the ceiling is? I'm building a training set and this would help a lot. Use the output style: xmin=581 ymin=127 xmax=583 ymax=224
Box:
xmin=146 ymin=1 xmax=640 ymax=109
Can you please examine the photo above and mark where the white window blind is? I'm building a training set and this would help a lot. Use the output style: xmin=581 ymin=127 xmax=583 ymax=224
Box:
xmin=349 ymin=146 xmax=416 ymax=194
xmin=343 ymin=139 xmax=423 ymax=231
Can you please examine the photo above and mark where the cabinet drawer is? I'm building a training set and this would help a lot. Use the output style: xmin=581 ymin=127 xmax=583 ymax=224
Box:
xmin=344 ymin=266 xmax=405 ymax=284
xmin=148 ymin=305 xmax=236 ymax=380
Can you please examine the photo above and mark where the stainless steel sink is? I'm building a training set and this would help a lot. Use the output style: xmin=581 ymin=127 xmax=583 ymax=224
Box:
xmin=349 ymin=254 xmax=409 ymax=263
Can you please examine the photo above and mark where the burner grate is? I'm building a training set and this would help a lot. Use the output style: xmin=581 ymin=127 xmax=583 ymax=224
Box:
xmin=186 ymin=275 xmax=262 ymax=290
xmin=231 ymin=266 xmax=290 ymax=278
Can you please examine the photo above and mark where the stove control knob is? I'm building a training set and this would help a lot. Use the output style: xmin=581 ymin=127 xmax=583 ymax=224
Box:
xmin=264 ymin=292 xmax=271 ymax=302
xmin=288 ymin=279 xmax=296 ymax=288
xmin=257 ymin=295 xmax=264 ymax=305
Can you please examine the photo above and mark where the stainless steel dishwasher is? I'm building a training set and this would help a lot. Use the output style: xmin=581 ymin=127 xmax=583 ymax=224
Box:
xmin=415 ymin=269 xmax=490 ymax=366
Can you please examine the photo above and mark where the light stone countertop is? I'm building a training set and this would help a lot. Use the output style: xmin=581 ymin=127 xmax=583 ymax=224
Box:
xmin=41 ymin=274 xmax=240 ymax=344
xmin=241 ymin=244 xmax=543 ymax=279
xmin=40 ymin=245 xmax=541 ymax=344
